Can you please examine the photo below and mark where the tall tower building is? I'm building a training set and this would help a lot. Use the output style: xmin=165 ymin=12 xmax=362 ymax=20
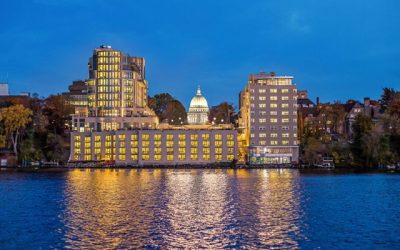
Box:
xmin=239 ymin=72 xmax=299 ymax=164
xmin=71 ymin=45 xmax=158 ymax=132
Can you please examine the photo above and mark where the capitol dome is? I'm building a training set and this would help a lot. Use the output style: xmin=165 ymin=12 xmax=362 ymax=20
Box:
xmin=188 ymin=86 xmax=209 ymax=125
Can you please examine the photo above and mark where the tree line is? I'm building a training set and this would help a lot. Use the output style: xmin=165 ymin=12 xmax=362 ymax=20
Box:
xmin=301 ymin=88 xmax=400 ymax=167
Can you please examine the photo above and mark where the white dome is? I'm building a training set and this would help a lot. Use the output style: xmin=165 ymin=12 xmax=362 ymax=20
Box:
xmin=189 ymin=86 xmax=209 ymax=109
xmin=188 ymin=85 xmax=209 ymax=125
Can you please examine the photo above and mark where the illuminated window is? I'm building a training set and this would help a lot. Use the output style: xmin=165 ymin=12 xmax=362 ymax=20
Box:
xmin=282 ymin=133 xmax=289 ymax=138
xmin=142 ymin=134 xmax=150 ymax=140
xmin=281 ymin=103 xmax=289 ymax=108
xmin=142 ymin=141 xmax=150 ymax=147
xmin=282 ymin=89 xmax=289 ymax=93
xmin=203 ymin=148 xmax=210 ymax=154
xmin=282 ymin=111 xmax=289 ymax=115
xmin=215 ymin=141 xmax=222 ymax=147
xmin=178 ymin=141 xmax=186 ymax=147
xmin=203 ymin=154 xmax=210 ymax=160
xmin=270 ymin=118 xmax=278 ymax=123
xmin=191 ymin=141 xmax=198 ymax=147
xmin=179 ymin=134 xmax=186 ymax=140
xmin=167 ymin=134 xmax=174 ymax=140
xmin=227 ymin=134 xmax=234 ymax=140
xmin=282 ymin=118 xmax=289 ymax=123
xmin=227 ymin=155 xmax=234 ymax=161
xmin=154 ymin=155 xmax=161 ymax=161
xmin=215 ymin=148 xmax=222 ymax=154
xmin=166 ymin=141 xmax=174 ymax=147
xmin=191 ymin=134 xmax=198 ymax=140
xmin=167 ymin=155 xmax=174 ymax=161
xmin=178 ymin=154 xmax=185 ymax=160
xmin=215 ymin=154 xmax=222 ymax=161
xmin=270 ymin=103 xmax=278 ymax=108
xmin=142 ymin=147 xmax=149 ymax=154
xmin=270 ymin=89 xmax=277 ymax=93
xmin=281 ymin=96 xmax=289 ymax=101
xmin=259 ymin=118 xmax=266 ymax=123
xmin=203 ymin=141 xmax=210 ymax=147
xmin=215 ymin=134 xmax=222 ymax=140
xmin=259 ymin=104 xmax=266 ymax=108
xmin=271 ymin=141 xmax=278 ymax=145
xmin=191 ymin=154 xmax=198 ymax=160
xmin=227 ymin=140 xmax=234 ymax=147
xmin=270 ymin=96 xmax=278 ymax=101
xmin=142 ymin=155 xmax=150 ymax=160
xmin=131 ymin=134 xmax=137 ymax=140
xmin=202 ymin=134 xmax=209 ymax=140
xmin=131 ymin=155 xmax=138 ymax=160
xmin=154 ymin=134 xmax=161 ymax=140
xmin=131 ymin=148 xmax=138 ymax=154
xmin=271 ymin=133 xmax=278 ymax=138
xmin=282 ymin=140 xmax=289 ymax=145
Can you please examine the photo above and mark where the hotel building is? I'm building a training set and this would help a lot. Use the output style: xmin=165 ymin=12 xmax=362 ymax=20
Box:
xmin=72 ymin=45 xmax=158 ymax=133
xmin=69 ymin=46 xmax=237 ymax=165
xmin=239 ymin=72 xmax=299 ymax=164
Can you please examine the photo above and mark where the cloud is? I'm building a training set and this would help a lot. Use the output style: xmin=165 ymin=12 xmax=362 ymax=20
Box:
xmin=287 ymin=11 xmax=311 ymax=33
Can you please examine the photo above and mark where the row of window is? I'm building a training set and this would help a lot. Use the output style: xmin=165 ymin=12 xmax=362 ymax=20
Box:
xmin=251 ymin=126 xmax=297 ymax=131
xmin=251 ymin=103 xmax=297 ymax=108
xmin=251 ymin=96 xmax=296 ymax=101
xmin=256 ymin=88 xmax=294 ymax=93
xmin=250 ymin=140 xmax=297 ymax=146
xmin=252 ymin=111 xmax=297 ymax=115
xmin=252 ymin=118 xmax=297 ymax=123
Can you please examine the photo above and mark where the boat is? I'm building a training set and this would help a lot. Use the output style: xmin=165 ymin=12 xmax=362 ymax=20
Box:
xmin=314 ymin=157 xmax=335 ymax=168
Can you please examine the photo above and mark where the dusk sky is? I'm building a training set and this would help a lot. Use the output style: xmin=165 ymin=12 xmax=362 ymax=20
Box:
xmin=1 ymin=0 xmax=399 ymax=108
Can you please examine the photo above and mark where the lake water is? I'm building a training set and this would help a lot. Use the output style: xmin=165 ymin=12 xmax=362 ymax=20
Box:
xmin=0 ymin=169 xmax=399 ymax=249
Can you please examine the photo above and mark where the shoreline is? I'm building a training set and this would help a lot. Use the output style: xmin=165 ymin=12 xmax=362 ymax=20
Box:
xmin=1 ymin=165 xmax=399 ymax=174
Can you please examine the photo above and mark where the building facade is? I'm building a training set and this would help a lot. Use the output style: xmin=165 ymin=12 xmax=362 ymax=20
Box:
xmin=239 ymin=72 xmax=299 ymax=164
xmin=71 ymin=45 xmax=158 ymax=132
xmin=70 ymin=128 xmax=237 ymax=165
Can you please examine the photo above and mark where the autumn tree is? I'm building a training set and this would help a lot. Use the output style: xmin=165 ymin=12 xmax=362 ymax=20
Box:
xmin=148 ymin=93 xmax=187 ymax=124
xmin=0 ymin=104 xmax=33 ymax=162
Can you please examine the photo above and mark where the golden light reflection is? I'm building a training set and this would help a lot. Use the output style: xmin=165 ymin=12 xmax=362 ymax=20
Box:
xmin=61 ymin=169 xmax=304 ymax=248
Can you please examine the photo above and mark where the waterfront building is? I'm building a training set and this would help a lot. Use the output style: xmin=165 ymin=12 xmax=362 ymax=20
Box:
xmin=69 ymin=46 xmax=238 ymax=165
xmin=71 ymin=45 xmax=158 ymax=133
xmin=239 ymin=72 xmax=299 ymax=164
xmin=187 ymin=86 xmax=209 ymax=125
xmin=70 ymin=126 xmax=237 ymax=165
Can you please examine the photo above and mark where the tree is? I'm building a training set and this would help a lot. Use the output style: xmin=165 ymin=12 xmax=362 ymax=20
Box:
xmin=350 ymin=113 xmax=373 ymax=166
xmin=165 ymin=100 xmax=187 ymax=125
xmin=0 ymin=104 xmax=32 ymax=162
xmin=209 ymin=102 xmax=235 ymax=124
xmin=380 ymin=87 xmax=396 ymax=113
xmin=148 ymin=93 xmax=175 ymax=121
xmin=148 ymin=93 xmax=187 ymax=124
xmin=43 ymin=95 xmax=73 ymax=135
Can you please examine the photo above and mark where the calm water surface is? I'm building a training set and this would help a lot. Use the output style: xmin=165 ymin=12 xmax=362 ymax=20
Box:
xmin=0 ymin=169 xmax=399 ymax=249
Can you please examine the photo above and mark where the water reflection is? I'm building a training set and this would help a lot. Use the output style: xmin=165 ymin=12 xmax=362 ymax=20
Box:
xmin=61 ymin=169 xmax=304 ymax=248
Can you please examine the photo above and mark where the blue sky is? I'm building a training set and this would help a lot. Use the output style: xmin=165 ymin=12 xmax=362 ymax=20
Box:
xmin=1 ymin=0 xmax=399 ymax=108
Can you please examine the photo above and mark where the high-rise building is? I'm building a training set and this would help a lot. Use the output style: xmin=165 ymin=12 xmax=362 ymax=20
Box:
xmin=71 ymin=45 xmax=158 ymax=132
xmin=187 ymin=86 xmax=209 ymax=125
xmin=239 ymin=72 xmax=299 ymax=164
